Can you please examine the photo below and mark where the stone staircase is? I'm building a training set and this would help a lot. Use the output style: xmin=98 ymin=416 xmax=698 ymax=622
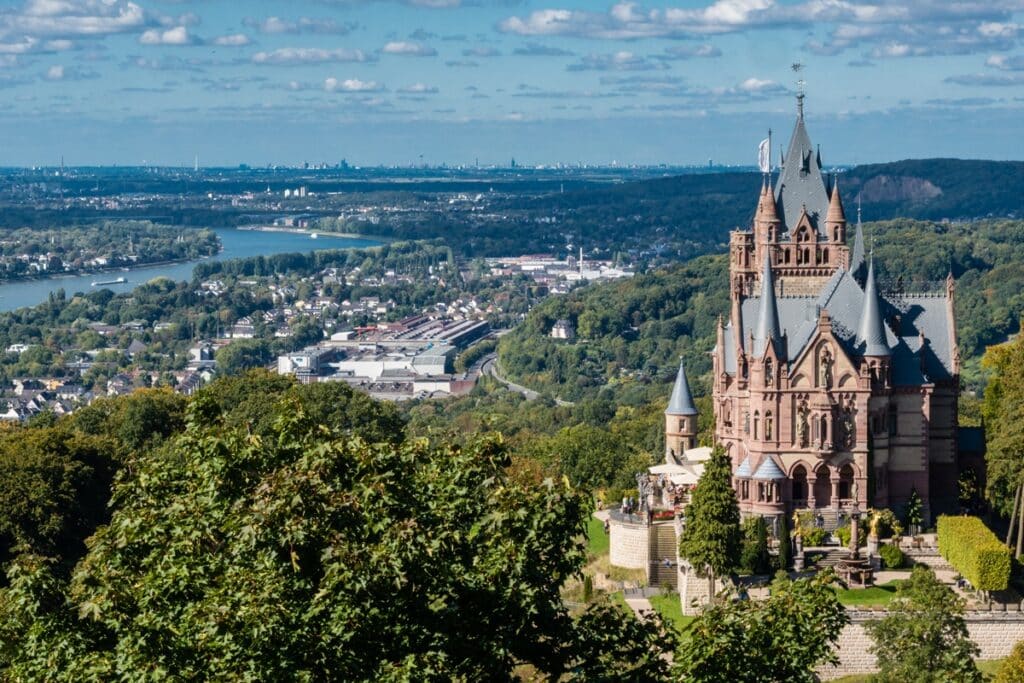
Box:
xmin=795 ymin=508 xmax=849 ymax=532
xmin=648 ymin=523 xmax=679 ymax=590
xmin=814 ymin=547 xmax=849 ymax=569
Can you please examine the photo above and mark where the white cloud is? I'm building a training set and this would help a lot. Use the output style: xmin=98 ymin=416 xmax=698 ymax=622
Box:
xmin=398 ymin=82 xmax=439 ymax=93
xmin=1 ymin=0 xmax=148 ymax=38
xmin=138 ymin=26 xmax=195 ymax=46
xmin=213 ymin=33 xmax=250 ymax=47
xmin=567 ymin=51 xmax=669 ymax=72
xmin=243 ymin=16 xmax=354 ymax=36
xmin=43 ymin=63 xmax=96 ymax=80
xmin=324 ymin=77 xmax=383 ymax=92
xmin=987 ymin=54 xmax=1024 ymax=71
xmin=499 ymin=1 xmax=1024 ymax=57
xmin=381 ymin=41 xmax=437 ymax=57
xmin=252 ymin=47 xmax=373 ymax=65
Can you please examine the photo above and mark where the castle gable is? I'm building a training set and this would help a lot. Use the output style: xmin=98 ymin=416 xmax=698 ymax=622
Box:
xmin=732 ymin=269 xmax=955 ymax=387
xmin=774 ymin=114 xmax=830 ymax=237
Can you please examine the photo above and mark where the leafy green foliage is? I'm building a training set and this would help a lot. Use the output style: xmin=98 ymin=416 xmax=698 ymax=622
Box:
xmin=675 ymin=572 xmax=848 ymax=683
xmin=497 ymin=254 xmax=729 ymax=403
xmin=0 ymin=394 xmax=672 ymax=681
xmin=995 ymin=639 xmax=1024 ymax=683
xmin=740 ymin=517 xmax=771 ymax=575
xmin=905 ymin=488 xmax=924 ymax=531
xmin=678 ymin=446 xmax=741 ymax=581
xmin=878 ymin=544 xmax=905 ymax=570
xmin=982 ymin=336 xmax=1024 ymax=516
xmin=866 ymin=566 xmax=984 ymax=683
xmin=199 ymin=369 xmax=405 ymax=444
xmin=0 ymin=390 xmax=187 ymax=572
xmin=776 ymin=514 xmax=791 ymax=570
xmin=936 ymin=515 xmax=1011 ymax=592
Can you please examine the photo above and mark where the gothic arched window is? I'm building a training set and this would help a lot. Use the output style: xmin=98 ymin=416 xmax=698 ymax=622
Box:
xmin=753 ymin=411 xmax=760 ymax=440
xmin=765 ymin=411 xmax=774 ymax=441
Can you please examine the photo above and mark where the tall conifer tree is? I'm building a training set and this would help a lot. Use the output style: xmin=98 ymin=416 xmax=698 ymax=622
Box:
xmin=678 ymin=445 xmax=741 ymax=597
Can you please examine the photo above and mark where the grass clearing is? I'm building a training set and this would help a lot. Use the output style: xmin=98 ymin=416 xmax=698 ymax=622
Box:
xmin=586 ymin=514 xmax=609 ymax=559
xmin=834 ymin=580 xmax=903 ymax=607
xmin=649 ymin=593 xmax=694 ymax=641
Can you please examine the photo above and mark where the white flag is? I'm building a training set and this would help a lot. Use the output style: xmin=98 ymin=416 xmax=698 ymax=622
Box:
xmin=758 ymin=137 xmax=771 ymax=173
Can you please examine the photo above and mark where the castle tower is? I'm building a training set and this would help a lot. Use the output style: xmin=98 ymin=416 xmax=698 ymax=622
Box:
xmin=665 ymin=359 xmax=698 ymax=460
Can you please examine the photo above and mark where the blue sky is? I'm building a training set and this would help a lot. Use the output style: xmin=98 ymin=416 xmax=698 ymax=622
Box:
xmin=1 ymin=0 xmax=1023 ymax=166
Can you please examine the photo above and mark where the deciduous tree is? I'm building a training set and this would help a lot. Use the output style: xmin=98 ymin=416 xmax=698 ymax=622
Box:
xmin=675 ymin=572 xmax=848 ymax=682
xmin=866 ymin=565 xmax=983 ymax=683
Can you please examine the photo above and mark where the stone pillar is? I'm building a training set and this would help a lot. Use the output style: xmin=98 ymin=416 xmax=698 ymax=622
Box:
xmin=831 ymin=468 xmax=841 ymax=510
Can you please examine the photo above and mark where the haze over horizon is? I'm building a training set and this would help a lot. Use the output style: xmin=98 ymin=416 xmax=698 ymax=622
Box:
xmin=1 ymin=0 xmax=1024 ymax=167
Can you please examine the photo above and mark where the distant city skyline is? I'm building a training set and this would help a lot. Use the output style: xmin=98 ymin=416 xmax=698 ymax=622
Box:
xmin=1 ymin=0 xmax=1024 ymax=166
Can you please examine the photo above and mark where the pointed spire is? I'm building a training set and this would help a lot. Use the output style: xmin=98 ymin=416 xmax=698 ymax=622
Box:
xmin=857 ymin=257 xmax=891 ymax=357
xmin=761 ymin=178 xmax=779 ymax=222
xmin=826 ymin=176 xmax=846 ymax=225
xmin=850 ymin=199 xmax=866 ymax=283
xmin=755 ymin=252 xmax=783 ymax=358
xmin=666 ymin=358 xmax=698 ymax=416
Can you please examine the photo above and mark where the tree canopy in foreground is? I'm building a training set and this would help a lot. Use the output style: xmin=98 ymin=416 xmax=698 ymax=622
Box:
xmin=0 ymin=392 xmax=671 ymax=681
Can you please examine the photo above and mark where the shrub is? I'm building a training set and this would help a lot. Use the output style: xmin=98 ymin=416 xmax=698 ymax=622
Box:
xmin=879 ymin=543 xmax=905 ymax=569
xmin=802 ymin=526 xmax=828 ymax=547
xmin=996 ymin=639 xmax=1024 ymax=683
xmin=936 ymin=515 xmax=1011 ymax=592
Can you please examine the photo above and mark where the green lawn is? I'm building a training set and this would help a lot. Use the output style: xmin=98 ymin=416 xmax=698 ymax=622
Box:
xmin=586 ymin=515 xmax=609 ymax=559
xmin=649 ymin=593 xmax=695 ymax=640
xmin=834 ymin=580 xmax=903 ymax=607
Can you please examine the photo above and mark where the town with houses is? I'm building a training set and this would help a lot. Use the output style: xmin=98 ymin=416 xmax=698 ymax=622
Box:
xmin=0 ymin=246 xmax=633 ymax=421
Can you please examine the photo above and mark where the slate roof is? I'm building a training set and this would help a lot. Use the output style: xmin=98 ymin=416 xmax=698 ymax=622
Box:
xmin=735 ymin=457 xmax=754 ymax=478
xmin=774 ymin=110 xmax=830 ymax=237
xmin=753 ymin=253 xmax=783 ymax=358
xmin=752 ymin=457 xmax=786 ymax=481
xmin=666 ymin=359 xmax=698 ymax=415
xmin=724 ymin=265 xmax=955 ymax=386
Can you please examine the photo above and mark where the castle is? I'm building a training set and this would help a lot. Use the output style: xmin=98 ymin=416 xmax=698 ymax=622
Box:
xmin=665 ymin=97 xmax=961 ymax=526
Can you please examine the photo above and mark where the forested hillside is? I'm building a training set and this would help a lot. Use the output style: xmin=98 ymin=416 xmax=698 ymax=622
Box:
xmin=498 ymin=218 xmax=1024 ymax=403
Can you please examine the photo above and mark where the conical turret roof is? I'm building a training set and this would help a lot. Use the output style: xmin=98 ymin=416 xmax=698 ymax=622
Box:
xmin=857 ymin=258 xmax=891 ymax=357
xmin=827 ymin=178 xmax=846 ymax=224
xmin=754 ymin=253 xmax=783 ymax=358
xmin=666 ymin=358 xmax=698 ymax=415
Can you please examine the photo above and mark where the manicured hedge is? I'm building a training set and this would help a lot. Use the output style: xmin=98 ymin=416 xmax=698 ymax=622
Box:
xmin=937 ymin=515 xmax=1011 ymax=592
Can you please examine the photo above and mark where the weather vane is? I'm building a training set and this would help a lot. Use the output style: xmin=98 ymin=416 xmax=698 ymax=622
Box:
xmin=792 ymin=62 xmax=806 ymax=116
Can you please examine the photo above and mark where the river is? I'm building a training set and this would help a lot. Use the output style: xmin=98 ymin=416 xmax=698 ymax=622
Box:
xmin=0 ymin=228 xmax=381 ymax=313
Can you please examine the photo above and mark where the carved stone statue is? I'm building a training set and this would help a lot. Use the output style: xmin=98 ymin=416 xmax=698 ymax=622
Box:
xmin=819 ymin=349 xmax=834 ymax=388
xmin=797 ymin=406 xmax=809 ymax=447
xmin=842 ymin=410 xmax=855 ymax=448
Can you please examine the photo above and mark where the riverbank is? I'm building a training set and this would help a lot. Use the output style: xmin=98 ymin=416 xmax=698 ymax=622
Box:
xmin=0 ymin=228 xmax=381 ymax=312
xmin=238 ymin=225 xmax=390 ymax=242
xmin=0 ymin=253 xmax=219 ymax=287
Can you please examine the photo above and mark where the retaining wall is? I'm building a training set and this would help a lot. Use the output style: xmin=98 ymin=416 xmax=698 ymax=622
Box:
xmin=818 ymin=611 xmax=1024 ymax=679
xmin=609 ymin=519 xmax=649 ymax=569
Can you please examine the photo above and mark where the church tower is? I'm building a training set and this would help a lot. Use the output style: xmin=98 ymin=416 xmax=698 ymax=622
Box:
xmin=665 ymin=359 xmax=699 ymax=460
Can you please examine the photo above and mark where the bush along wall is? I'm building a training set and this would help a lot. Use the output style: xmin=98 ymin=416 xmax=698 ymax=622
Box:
xmin=937 ymin=515 xmax=1011 ymax=592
